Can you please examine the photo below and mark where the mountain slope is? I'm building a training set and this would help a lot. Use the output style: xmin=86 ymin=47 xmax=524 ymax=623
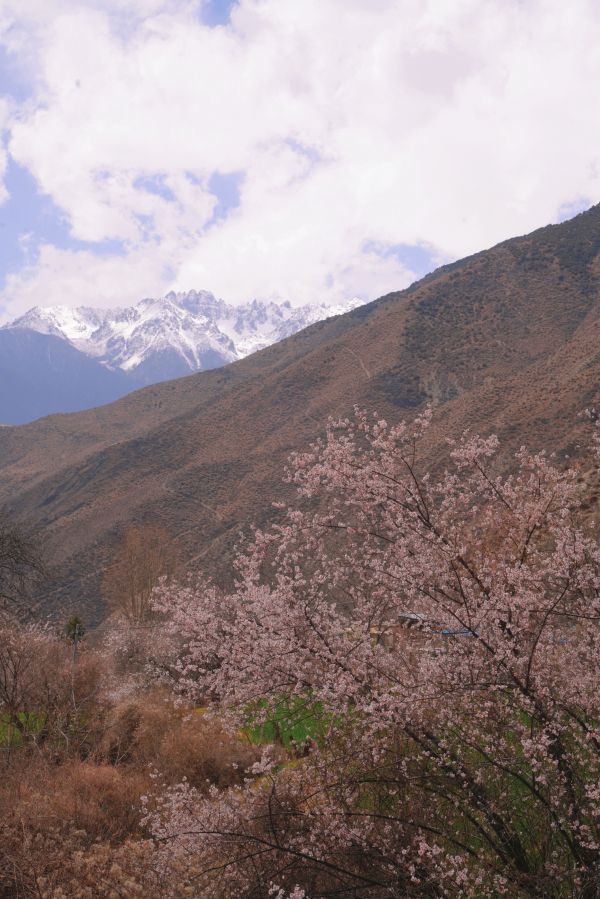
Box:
xmin=2 ymin=206 xmax=600 ymax=623
xmin=0 ymin=329 xmax=134 ymax=425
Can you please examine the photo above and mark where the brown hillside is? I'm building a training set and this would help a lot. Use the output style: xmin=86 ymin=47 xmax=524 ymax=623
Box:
xmin=2 ymin=206 xmax=600 ymax=623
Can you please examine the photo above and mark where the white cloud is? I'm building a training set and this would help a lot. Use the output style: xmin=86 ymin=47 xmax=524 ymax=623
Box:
xmin=3 ymin=0 xmax=600 ymax=317
xmin=1 ymin=243 xmax=171 ymax=310
xmin=0 ymin=100 xmax=10 ymax=206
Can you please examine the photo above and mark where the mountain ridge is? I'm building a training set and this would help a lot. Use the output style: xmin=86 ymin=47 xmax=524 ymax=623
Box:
xmin=4 ymin=292 xmax=364 ymax=385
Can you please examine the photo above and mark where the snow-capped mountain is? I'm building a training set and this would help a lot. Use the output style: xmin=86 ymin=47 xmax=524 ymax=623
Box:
xmin=5 ymin=291 xmax=365 ymax=385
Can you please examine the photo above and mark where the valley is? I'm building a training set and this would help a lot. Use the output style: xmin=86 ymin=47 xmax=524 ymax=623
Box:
xmin=2 ymin=205 xmax=600 ymax=623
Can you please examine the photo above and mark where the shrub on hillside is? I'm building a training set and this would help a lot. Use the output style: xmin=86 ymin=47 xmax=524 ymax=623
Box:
xmin=0 ymin=623 xmax=103 ymax=759
xmin=98 ymin=691 xmax=263 ymax=790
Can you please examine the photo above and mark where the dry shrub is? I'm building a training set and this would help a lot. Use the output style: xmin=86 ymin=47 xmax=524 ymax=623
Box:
xmin=2 ymin=759 xmax=148 ymax=842
xmin=45 ymin=834 xmax=214 ymax=898
xmin=97 ymin=691 xmax=172 ymax=764
xmin=0 ymin=758 xmax=152 ymax=897
xmin=0 ymin=746 xmax=251 ymax=898
xmin=0 ymin=684 xmax=266 ymax=896
xmin=98 ymin=692 xmax=264 ymax=790
xmin=0 ymin=824 xmax=180 ymax=899
xmin=37 ymin=836 xmax=175 ymax=899
xmin=0 ymin=624 xmax=104 ymax=755
xmin=155 ymin=713 xmax=262 ymax=791
xmin=46 ymin=762 xmax=148 ymax=841
xmin=71 ymin=649 xmax=105 ymax=707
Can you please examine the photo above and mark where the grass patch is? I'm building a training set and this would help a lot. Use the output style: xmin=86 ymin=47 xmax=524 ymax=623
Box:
xmin=0 ymin=712 xmax=45 ymax=747
xmin=244 ymin=696 xmax=331 ymax=749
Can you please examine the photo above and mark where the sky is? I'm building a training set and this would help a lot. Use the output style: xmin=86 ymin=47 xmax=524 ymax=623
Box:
xmin=0 ymin=0 xmax=598 ymax=321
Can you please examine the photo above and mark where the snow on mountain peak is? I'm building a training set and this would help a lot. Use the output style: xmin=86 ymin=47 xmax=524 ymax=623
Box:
xmin=3 ymin=291 xmax=366 ymax=385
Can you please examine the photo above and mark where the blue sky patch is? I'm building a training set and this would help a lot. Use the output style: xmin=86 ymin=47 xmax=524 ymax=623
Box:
xmin=0 ymin=159 xmax=125 ymax=289
xmin=198 ymin=0 xmax=239 ymax=28
xmin=286 ymin=138 xmax=322 ymax=165
xmin=557 ymin=198 xmax=590 ymax=223
xmin=0 ymin=45 xmax=33 ymax=102
xmin=364 ymin=240 xmax=438 ymax=279
xmin=133 ymin=174 xmax=177 ymax=203
xmin=133 ymin=212 xmax=159 ymax=241
xmin=207 ymin=170 xmax=244 ymax=226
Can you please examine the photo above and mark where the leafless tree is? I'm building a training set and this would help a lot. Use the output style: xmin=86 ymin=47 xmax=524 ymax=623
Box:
xmin=102 ymin=524 xmax=179 ymax=624
xmin=0 ymin=516 xmax=46 ymax=616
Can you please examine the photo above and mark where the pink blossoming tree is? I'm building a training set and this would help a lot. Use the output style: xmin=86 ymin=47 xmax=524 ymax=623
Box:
xmin=150 ymin=409 xmax=600 ymax=896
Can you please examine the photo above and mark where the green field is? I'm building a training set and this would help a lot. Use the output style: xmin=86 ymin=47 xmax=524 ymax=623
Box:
xmin=244 ymin=696 xmax=331 ymax=748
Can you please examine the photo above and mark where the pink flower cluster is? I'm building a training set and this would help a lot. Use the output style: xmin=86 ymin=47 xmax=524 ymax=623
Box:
xmin=149 ymin=409 xmax=600 ymax=895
